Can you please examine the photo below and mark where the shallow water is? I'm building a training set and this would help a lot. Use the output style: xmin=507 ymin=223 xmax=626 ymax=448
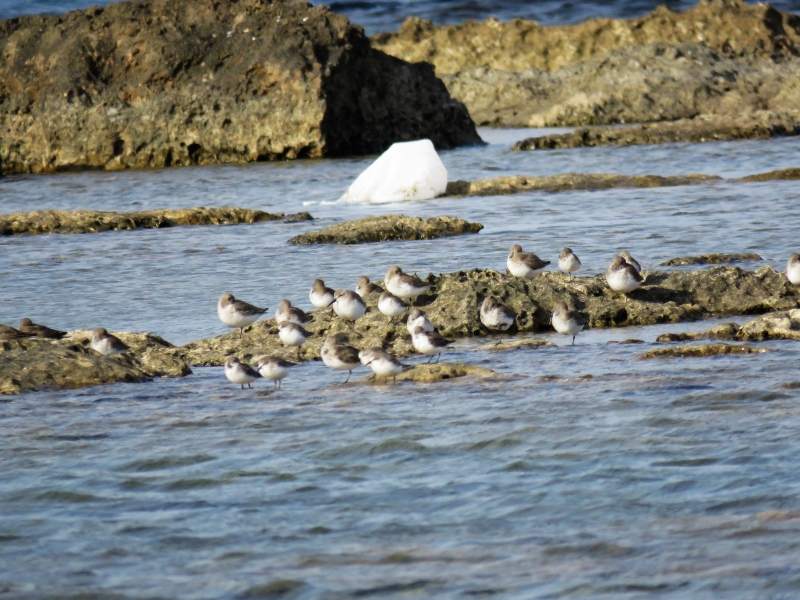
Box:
xmin=2 ymin=129 xmax=800 ymax=598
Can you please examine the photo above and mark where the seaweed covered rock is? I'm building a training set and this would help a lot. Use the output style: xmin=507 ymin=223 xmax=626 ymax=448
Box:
xmin=172 ymin=265 xmax=799 ymax=367
xmin=0 ymin=330 xmax=190 ymax=394
xmin=0 ymin=0 xmax=479 ymax=175
xmin=0 ymin=207 xmax=310 ymax=236
xmin=288 ymin=215 xmax=483 ymax=245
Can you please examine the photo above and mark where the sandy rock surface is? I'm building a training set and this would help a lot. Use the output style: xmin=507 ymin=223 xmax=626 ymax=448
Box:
xmin=288 ymin=215 xmax=483 ymax=245
xmin=0 ymin=330 xmax=190 ymax=395
xmin=0 ymin=0 xmax=479 ymax=175
xmin=0 ymin=207 xmax=312 ymax=236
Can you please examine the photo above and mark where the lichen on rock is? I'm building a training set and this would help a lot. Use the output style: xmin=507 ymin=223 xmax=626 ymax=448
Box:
xmin=0 ymin=207 xmax=311 ymax=236
xmin=287 ymin=215 xmax=483 ymax=245
xmin=0 ymin=330 xmax=190 ymax=395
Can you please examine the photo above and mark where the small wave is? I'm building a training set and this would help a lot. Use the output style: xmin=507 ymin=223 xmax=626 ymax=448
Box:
xmin=118 ymin=453 xmax=215 ymax=472
xmin=163 ymin=478 xmax=226 ymax=490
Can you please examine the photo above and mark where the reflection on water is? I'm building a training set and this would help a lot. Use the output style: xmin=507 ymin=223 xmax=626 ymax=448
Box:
xmin=1 ymin=131 xmax=800 ymax=598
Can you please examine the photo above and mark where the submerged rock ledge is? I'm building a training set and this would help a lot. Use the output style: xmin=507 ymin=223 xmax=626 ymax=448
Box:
xmin=0 ymin=207 xmax=312 ymax=236
xmin=288 ymin=215 xmax=483 ymax=245
xmin=0 ymin=330 xmax=191 ymax=395
xmin=659 ymin=253 xmax=763 ymax=266
xmin=445 ymin=168 xmax=800 ymax=198
xmin=171 ymin=265 xmax=799 ymax=367
xmin=657 ymin=309 xmax=800 ymax=343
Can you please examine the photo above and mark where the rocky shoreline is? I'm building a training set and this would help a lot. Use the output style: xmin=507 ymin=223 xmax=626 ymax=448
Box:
xmin=288 ymin=215 xmax=483 ymax=245
xmin=0 ymin=0 xmax=479 ymax=175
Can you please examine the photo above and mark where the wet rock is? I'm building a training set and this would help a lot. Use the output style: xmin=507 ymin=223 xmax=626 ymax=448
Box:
xmin=537 ymin=374 xmax=594 ymax=382
xmin=287 ymin=215 xmax=483 ymax=245
xmin=607 ymin=339 xmax=645 ymax=344
xmin=659 ymin=253 xmax=763 ymax=266
xmin=356 ymin=361 xmax=498 ymax=384
xmin=739 ymin=168 xmax=800 ymax=182
xmin=656 ymin=322 xmax=740 ymax=342
xmin=445 ymin=173 xmax=718 ymax=197
xmin=0 ymin=330 xmax=190 ymax=395
xmin=443 ymin=44 xmax=800 ymax=128
xmin=0 ymin=207 xmax=301 ymax=236
xmin=639 ymin=343 xmax=769 ymax=359
xmin=477 ymin=338 xmax=555 ymax=352
xmin=737 ymin=309 xmax=800 ymax=341
xmin=783 ymin=382 xmax=800 ymax=389
xmin=372 ymin=0 xmax=800 ymax=76
xmin=173 ymin=264 xmax=798 ymax=367
xmin=0 ymin=0 xmax=480 ymax=175
xmin=513 ymin=111 xmax=800 ymax=150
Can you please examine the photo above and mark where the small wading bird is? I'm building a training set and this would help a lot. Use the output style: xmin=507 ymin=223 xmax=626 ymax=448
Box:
xmin=480 ymin=297 xmax=516 ymax=334
xmin=0 ymin=324 xmax=36 ymax=340
xmin=91 ymin=328 xmax=130 ymax=355
xmin=309 ymin=279 xmax=335 ymax=310
xmin=411 ymin=326 xmax=454 ymax=364
xmin=606 ymin=256 xmax=644 ymax=297
xmin=378 ymin=291 xmax=409 ymax=324
xmin=217 ymin=292 xmax=268 ymax=338
xmin=256 ymin=355 xmax=294 ymax=390
xmin=356 ymin=276 xmax=383 ymax=298
xmin=787 ymin=253 xmax=800 ymax=285
xmin=224 ymin=356 xmax=261 ymax=389
xmin=275 ymin=299 xmax=312 ymax=326
xmin=551 ymin=302 xmax=588 ymax=345
xmin=278 ymin=321 xmax=309 ymax=359
xmin=406 ymin=308 xmax=433 ymax=335
xmin=320 ymin=334 xmax=361 ymax=383
xmin=19 ymin=318 xmax=67 ymax=339
xmin=558 ymin=247 xmax=582 ymax=281
xmin=507 ymin=244 xmax=550 ymax=278
xmin=330 ymin=290 xmax=366 ymax=324
xmin=385 ymin=266 xmax=431 ymax=304
xmin=358 ymin=347 xmax=410 ymax=383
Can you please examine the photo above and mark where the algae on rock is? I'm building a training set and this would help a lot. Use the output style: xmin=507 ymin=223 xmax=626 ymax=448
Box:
xmin=287 ymin=215 xmax=483 ymax=245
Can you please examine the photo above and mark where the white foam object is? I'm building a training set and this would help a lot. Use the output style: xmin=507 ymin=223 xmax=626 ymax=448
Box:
xmin=339 ymin=139 xmax=447 ymax=203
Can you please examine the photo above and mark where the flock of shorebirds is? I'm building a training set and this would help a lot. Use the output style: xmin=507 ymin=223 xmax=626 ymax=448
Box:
xmin=4 ymin=248 xmax=798 ymax=391
xmin=218 ymin=249 xmax=800 ymax=390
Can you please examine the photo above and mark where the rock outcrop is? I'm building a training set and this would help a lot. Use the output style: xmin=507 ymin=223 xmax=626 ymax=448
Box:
xmin=659 ymin=253 xmax=763 ymax=266
xmin=639 ymin=343 xmax=770 ymax=359
xmin=0 ymin=0 xmax=480 ymax=175
xmin=356 ymin=362 xmax=498 ymax=384
xmin=287 ymin=215 xmax=483 ymax=245
xmin=171 ymin=265 xmax=799 ymax=367
xmin=372 ymin=1 xmax=800 ymax=129
xmin=0 ymin=207 xmax=312 ymax=236
xmin=657 ymin=309 xmax=800 ymax=343
xmin=0 ymin=330 xmax=190 ymax=394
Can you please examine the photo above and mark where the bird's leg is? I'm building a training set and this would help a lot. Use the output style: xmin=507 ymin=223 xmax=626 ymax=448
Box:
xmin=426 ymin=354 xmax=434 ymax=364
xmin=248 ymin=383 xmax=251 ymax=389
xmin=369 ymin=374 xmax=376 ymax=382
xmin=241 ymin=384 xmax=245 ymax=389
xmin=344 ymin=370 xmax=351 ymax=384
xmin=572 ymin=335 xmax=576 ymax=345
xmin=434 ymin=353 xmax=440 ymax=364
xmin=297 ymin=347 xmax=301 ymax=360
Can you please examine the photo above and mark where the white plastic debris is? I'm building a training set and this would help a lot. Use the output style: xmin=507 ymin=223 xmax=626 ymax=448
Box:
xmin=339 ymin=139 xmax=447 ymax=203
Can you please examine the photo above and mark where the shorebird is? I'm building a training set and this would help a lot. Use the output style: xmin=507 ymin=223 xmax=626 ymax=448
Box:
xmin=507 ymin=244 xmax=550 ymax=278
xmin=356 ymin=276 xmax=383 ymax=298
xmin=224 ymin=356 xmax=261 ymax=389
xmin=359 ymin=347 xmax=409 ymax=383
xmin=217 ymin=292 xmax=268 ymax=338
xmin=18 ymin=318 xmax=67 ymax=339
xmin=255 ymin=355 xmax=294 ymax=390
xmin=606 ymin=256 xmax=644 ymax=296
xmin=479 ymin=297 xmax=516 ymax=333
xmin=275 ymin=299 xmax=313 ymax=325
xmin=90 ymin=328 xmax=129 ymax=355
xmin=558 ymin=248 xmax=582 ymax=281
xmin=320 ymin=334 xmax=361 ymax=383
xmin=310 ymin=279 xmax=335 ymax=310
xmin=0 ymin=324 xmax=36 ymax=341
xmin=788 ymin=253 xmax=800 ymax=285
xmin=411 ymin=326 xmax=453 ymax=364
xmin=331 ymin=290 xmax=366 ymax=323
xmin=552 ymin=302 xmax=588 ymax=345
xmin=385 ymin=266 xmax=431 ymax=303
xmin=406 ymin=308 xmax=433 ymax=335
xmin=278 ymin=321 xmax=309 ymax=359
xmin=619 ymin=251 xmax=642 ymax=273
xmin=378 ymin=291 xmax=409 ymax=323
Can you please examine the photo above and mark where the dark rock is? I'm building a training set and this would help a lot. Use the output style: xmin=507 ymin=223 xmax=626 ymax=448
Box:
xmin=656 ymin=310 xmax=800 ymax=342
xmin=0 ymin=330 xmax=190 ymax=395
xmin=639 ymin=343 xmax=770 ymax=359
xmin=738 ymin=168 xmax=800 ymax=182
xmin=655 ymin=322 xmax=740 ymax=342
xmin=513 ymin=111 xmax=800 ymax=151
xmin=477 ymin=338 xmax=554 ymax=351
xmin=659 ymin=253 xmax=763 ymax=266
xmin=0 ymin=0 xmax=479 ymax=175
xmin=282 ymin=212 xmax=314 ymax=223
xmin=0 ymin=207 xmax=293 ymax=236
xmin=607 ymin=339 xmax=645 ymax=344
xmin=287 ymin=215 xmax=483 ymax=245
xmin=356 ymin=361 xmax=498 ymax=384
xmin=171 ymin=265 xmax=799 ymax=367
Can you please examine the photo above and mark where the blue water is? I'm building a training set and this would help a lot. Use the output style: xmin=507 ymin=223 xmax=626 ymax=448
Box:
xmin=3 ymin=0 xmax=800 ymax=34
xmin=2 ymin=130 xmax=800 ymax=597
